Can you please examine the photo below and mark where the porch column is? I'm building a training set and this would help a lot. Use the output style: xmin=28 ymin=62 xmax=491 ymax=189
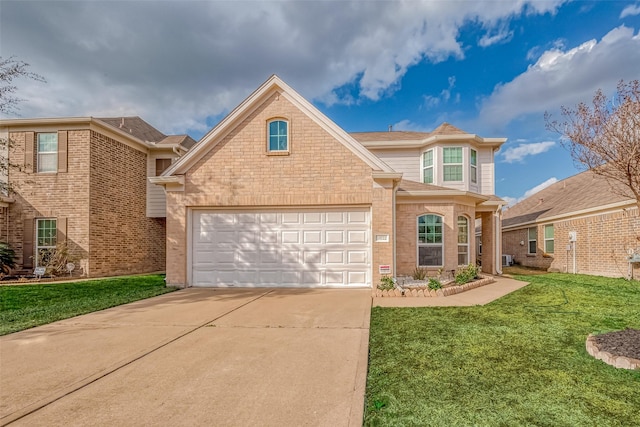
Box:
xmin=481 ymin=211 xmax=497 ymax=274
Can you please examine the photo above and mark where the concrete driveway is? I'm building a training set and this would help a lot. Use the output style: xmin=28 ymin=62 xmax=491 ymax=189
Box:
xmin=0 ymin=288 xmax=371 ymax=427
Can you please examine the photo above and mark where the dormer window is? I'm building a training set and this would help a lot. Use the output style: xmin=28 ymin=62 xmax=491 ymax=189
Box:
xmin=268 ymin=119 xmax=288 ymax=152
xmin=443 ymin=147 xmax=462 ymax=182
xmin=422 ymin=149 xmax=434 ymax=184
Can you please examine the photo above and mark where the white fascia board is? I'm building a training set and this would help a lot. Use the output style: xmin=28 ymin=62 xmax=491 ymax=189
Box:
xmin=0 ymin=117 xmax=152 ymax=152
xmin=360 ymin=135 xmax=506 ymax=150
xmin=163 ymin=75 xmax=395 ymax=177
xmin=397 ymin=190 xmax=489 ymax=201
xmin=149 ymin=175 xmax=185 ymax=186
xmin=277 ymin=81 xmax=395 ymax=172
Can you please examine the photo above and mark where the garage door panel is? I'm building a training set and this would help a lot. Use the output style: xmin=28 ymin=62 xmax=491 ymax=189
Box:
xmin=348 ymin=230 xmax=367 ymax=244
xmin=192 ymin=209 xmax=371 ymax=287
xmin=303 ymin=231 xmax=322 ymax=244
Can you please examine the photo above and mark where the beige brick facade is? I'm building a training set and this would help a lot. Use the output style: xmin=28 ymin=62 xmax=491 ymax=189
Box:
xmin=396 ymin=202 xmax=477 ymax=277
xmin=503 ymin=208 xmax=640 ymax=278
xmin=4 ymin=126 xmax=165 ymax=277
xmin=164 ymin=92 xmax=390 ymax=287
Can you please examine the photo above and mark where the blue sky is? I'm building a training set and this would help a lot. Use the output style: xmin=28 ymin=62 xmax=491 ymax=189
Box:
xmin=2 ymin=1 xmax=640 ymax=204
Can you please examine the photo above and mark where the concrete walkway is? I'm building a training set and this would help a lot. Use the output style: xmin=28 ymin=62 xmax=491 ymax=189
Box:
xmin=0 ymin=288 xmax=371 ymax=427
xmin=372 ymin=276 xmax=529 ymax=307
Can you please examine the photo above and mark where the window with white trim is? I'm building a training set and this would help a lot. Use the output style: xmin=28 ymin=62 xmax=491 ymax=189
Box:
xmin=422 ymin=149 xmax=434 ymax=184
xmin=544 ymin=224 xmax=554 ymax=254
xmin=443 ymin=147 xmax=462 ymax=181
xmin=36 ymin=218 xmax=57 ymax=267
xmin=470 ymin=149 xmax=477 ymax=184
xmin=528 ymin=227 xmax=537 ymax=254
xmin=37 ymin=133 xmax=58 ymax=173
xmin=267 ymin=119 xmax=288 ymax=152
xmin=457 ymin=216 xmax=469 ymax=265
xmin=418 ymin=214 xmax=443 ymax=266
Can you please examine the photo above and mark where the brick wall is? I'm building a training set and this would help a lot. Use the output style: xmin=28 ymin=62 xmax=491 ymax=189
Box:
xmin=6 ymin=130 xmax=91 ymax=273
xmin=396 ymin=202 xmax=477 ymax=277
xmin=89 ymin=131 xmax=165 ymax=276
xmin=165 ymin=92 xmax=377 ymax=286
xmin=503 ymin=207 xmax=640 ymax=278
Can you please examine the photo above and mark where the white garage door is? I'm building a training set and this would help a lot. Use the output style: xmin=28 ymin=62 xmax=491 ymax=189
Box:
xmin=191 ymin=209 xmax=371 ymax=287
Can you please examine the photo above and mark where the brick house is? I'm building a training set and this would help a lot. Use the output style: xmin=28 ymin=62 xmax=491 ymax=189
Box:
xmin=153 ymin=75 xmax=507 ymax=288
xmin=502 ymin=170 xmax=640 ymax=278
xmin=0 ymin=117 xmax=195 ymax=277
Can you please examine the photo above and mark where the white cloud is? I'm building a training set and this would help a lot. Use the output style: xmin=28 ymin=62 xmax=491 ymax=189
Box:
xmin=501 ymin=141 xmax=555 ymax=163
xmin=479 ymin=25 xmax=640 ymax=130
xmin=423 ymin=76 xmax=457 ymax=110
xmin=503 ymin=177 xmax=558 ymax=206
xmin=0 ymin=0 xmax=565 ymax=135
xmin=620 ymin=4 xmax=640 ymax=18
xmin=478 ymin=25 xmax=514 ymax=47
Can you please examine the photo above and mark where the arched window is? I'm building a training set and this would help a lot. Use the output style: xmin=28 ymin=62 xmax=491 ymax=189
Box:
xmin=457 ymin=216 xmax=469 ymax=265
xmin=417 ymin=214 xmax=443 ymax=266
xmin=268 ymin=119 xmax=288 ymax=152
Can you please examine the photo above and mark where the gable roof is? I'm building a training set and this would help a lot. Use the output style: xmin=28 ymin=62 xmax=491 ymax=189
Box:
xmin=502 ymin=170 xmax=635 ymax=228
xmin=97 ymin=116 xmax=166 ymax=142
xmin=351 ymin=122 xmax=506 ymax=149
xmin=163 ymin=75 xmax=395 ymax=177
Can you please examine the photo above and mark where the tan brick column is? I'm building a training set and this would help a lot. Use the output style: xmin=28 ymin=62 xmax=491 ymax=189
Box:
xmin=371 ymin=177 xmax=398 ymax=286
xmin=481 ymin=211 xmax=497 ymax=274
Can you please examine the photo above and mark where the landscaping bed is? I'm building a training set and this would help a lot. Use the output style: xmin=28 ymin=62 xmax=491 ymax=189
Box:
xmin=372 ymin=275 xmax=494 ymax=297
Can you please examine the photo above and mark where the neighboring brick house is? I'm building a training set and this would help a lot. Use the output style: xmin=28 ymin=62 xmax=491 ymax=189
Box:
xmin=0 ymin=116 xmax=195 ymax=277
xmin=502 ymin=170 xmax=640 ymax=279
xmin=153 ymin=75 xmax=507 ymax=288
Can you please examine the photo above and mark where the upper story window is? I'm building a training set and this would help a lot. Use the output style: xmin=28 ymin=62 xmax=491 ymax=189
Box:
xmin=417 ymin=214 xmax=443 ymax=267
xmin=268 ymin=119 xmax=288 ymax=152
xmin=155 ymin=158 xmax=172 ymax=176
xmin=528 ymin=227 xmax=537 ymax=254
xmin=470 ymin=149 xmax=477 ymax=184
xmin=443 ymin=147 xmax=462 ymax=182
xmin=422 ymin=149 xmax=434 ymax=184
xmin=544 ymin=224 xmax=555 ymax=254
xmin=37 ymin=133 xmax=58 ymax=173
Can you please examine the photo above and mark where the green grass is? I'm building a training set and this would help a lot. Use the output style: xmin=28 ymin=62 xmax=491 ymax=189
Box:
xmin=0 ymin=274 xmax=177 ymax=335
xmin=365 ymin=273 xmax=640 ymax=426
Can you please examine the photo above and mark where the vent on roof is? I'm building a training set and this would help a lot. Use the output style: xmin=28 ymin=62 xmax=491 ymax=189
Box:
xmin=388 ymin=125 xmax=392 ymax=132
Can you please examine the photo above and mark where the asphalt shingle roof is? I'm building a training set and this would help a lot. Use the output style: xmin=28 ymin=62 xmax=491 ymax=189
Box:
xmin=502 ymin=170 xmax=634 ymax=228
xmin=350 ymin=122 xmax=469 ymax=143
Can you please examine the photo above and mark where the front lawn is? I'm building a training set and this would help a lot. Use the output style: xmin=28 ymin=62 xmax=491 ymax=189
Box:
xmin=365 ymin=273 xmax=640 ymax=426
xmin=0 ymin=274 xmax=177 ymax=335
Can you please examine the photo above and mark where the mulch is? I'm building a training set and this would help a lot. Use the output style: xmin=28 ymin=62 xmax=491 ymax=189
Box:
xmin=593 ymin=329 xmax=640 ymax=361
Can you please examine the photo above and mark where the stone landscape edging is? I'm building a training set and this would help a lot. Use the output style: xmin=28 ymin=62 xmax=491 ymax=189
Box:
xmin=585 ymin=334 xmax=640 ymax=370
xmin=372 ymin=276 xmax=495 ymax=298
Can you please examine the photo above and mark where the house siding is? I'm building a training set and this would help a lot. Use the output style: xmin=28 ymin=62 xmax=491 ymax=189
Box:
xmin=165 ymin=92 xmax=378 ymax=287
xmin=89 ymin=131 xmax=165 ymax=276
xmin=146 ymin=152 xmax=176 ymax=217
xmin=368 ymin=148 xmax=420 ymax=182
xmin=503 ymin=208 xmax=640 ymax=278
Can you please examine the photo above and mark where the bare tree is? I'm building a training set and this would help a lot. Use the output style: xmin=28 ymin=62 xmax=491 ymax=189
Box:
xmin=1 ymin=56 xmax=45 ymax=195
xmin=545 ymin=80 xmax=640 ymax=211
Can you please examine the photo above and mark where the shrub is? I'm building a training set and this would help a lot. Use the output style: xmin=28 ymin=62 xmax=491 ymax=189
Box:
xmin=412 ymin=267 xmax=428 ymax=280
xmin=36 ymin=242 xmax=78 ymax=277
xmin=455 ymin=264 xmax=479 ymax=285
xmin=0 ymin=242 xmax=16 ymax=274
xmin=428 ymin=277 xmax=442 ymax=290
xmin=378 ymin=275 xmax=396 ymax=291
